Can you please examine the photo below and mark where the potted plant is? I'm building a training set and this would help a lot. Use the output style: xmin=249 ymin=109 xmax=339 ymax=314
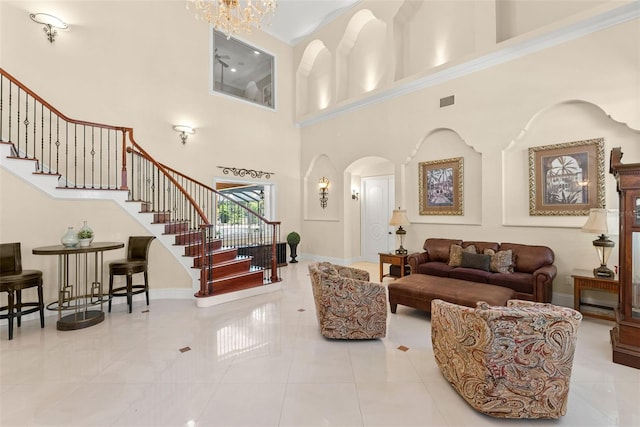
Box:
xmin=77 ymin=229 xmax=94 ymax=247
xmin=286 ymin=231 xmax=300 ymax=263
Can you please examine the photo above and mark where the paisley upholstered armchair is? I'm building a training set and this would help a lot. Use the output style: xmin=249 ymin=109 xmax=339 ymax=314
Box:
xmin=308 ymin=262 xmax=387 ymax=339
xmin=431 ymin=299 xmax=582 ymax=419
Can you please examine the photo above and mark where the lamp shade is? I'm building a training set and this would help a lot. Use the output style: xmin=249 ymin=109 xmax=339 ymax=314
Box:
xmin=389 ymin=209 xmax=409 ymax=227
xmin=581 ymin=208 xmax=608 ymax=234
xmin=318 ymin=177 xmax=329 ymax=189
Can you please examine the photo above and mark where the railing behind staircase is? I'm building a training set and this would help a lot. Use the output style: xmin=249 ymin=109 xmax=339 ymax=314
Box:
xmin=0 ymin=67 xmax=280 ymax=295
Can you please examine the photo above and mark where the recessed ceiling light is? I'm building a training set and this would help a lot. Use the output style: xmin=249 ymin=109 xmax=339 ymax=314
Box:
xmin=230 ymin=68 xmax=237 ymax=72
xmin=254 ymin=50 xmax=260 ymax=55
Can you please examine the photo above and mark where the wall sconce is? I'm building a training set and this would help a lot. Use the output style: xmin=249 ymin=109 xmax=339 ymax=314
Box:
xmin=30 ymin=13 xmax=68 ymax=43
xmin=318 ymin=177 xmax=330 ymax=209
xmin=173 ymin=125 xmax=195 ymax=144
xmin=352 ymin=190 xmax=359 ymax=201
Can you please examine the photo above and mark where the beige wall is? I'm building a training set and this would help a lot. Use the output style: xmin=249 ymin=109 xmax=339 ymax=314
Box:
xmin=295 ymin=1 xmax=640 ymax=301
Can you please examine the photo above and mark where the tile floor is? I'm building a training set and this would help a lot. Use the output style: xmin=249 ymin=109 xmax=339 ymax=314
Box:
xmin=1 ymin=261 xmax=639 ymax=427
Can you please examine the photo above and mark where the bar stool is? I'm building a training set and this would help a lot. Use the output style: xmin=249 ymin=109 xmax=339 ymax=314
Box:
xmin=108 ymin=236 xmax=155 ymax=313
xmin=0 ymin=242 xmax=45 ymax=340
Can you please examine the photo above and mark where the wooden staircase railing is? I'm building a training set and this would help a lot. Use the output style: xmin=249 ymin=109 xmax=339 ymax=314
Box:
xmin=0 ymin=67 xmax=281 ymax=297
xmin=127 ymin=147 xmax=281 ymax=289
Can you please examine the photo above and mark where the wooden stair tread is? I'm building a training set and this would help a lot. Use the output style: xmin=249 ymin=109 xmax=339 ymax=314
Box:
xmin=204 ymin=257 xmax=251 ymax=268
xmin=208 ymin=268 xmax=263 ymax=279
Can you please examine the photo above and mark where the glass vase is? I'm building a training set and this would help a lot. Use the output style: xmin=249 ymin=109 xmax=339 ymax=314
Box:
xmin=79 ymin=220 xmax=94 ymax=243
xmin=61 ymin=227 xmax=79 ymax=247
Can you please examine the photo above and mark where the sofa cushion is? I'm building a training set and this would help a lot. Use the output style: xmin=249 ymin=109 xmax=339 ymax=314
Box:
xmin=484 ymin=249 xmax=514 ymax=274
xmin=460 ymin=252 xmax=491 ymax=271
xmin=416 ymin=261 xmax=453 ymax=277
xmin=450 ymin=267 xmax=493 ymax=283
xmin=424 ymin=239 xmax=463 ymax=263
xmin=499 ymin=243 xmax=554 ymax=274
xmin=488 ymin=272 xmax=534 ymax=295
xmin=449 ymin=244 xmax=476 ymax=267
xmin=464 ymin=241 xmax=499 ymax=254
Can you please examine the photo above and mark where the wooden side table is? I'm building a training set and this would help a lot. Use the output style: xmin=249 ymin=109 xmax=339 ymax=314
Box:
xmin=379 ymin=252 xmax=409 ymax=282
xmin=572 ymin=273 xmax=619 ymax=321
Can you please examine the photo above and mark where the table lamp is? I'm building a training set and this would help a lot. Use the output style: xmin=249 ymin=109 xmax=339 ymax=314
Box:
xmin=581 ymin=208 xmax=615 ymax=278
xmin=389 ymin=208 xmax=410 ymax=255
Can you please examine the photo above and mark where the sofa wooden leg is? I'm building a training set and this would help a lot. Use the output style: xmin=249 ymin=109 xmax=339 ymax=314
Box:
xmin=390 ymin=303 xmax=397 ymax=313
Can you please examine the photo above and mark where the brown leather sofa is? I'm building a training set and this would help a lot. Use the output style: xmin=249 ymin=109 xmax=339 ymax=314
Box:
xmin=407 ymin=238 xmax=556 ymax=302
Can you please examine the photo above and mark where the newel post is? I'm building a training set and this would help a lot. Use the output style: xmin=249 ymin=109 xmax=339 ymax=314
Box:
xmin=120 ymin=129 xmax=128 ymax=190
xmin=270 ymin=223 xmax=279 ymax=283
xmin=197 ymin=224 xmax=213 ymax=296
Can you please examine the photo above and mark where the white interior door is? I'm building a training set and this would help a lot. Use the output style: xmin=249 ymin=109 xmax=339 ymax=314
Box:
xmin=362 ymin=175 xmax=394 ymax=263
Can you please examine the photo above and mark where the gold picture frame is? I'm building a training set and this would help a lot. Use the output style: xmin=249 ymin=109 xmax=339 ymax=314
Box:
xmin=528 ymin=138 xmax=605 ymax=216
xmin=419 ymin=157 xmax=463 ymax=215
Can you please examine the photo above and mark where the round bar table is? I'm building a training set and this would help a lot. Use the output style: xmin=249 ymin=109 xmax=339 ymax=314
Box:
xmin=33 ymin=242 xmax=124 ymax=330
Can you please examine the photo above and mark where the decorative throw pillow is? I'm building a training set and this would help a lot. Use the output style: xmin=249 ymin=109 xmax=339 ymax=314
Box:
xmin=449 ymin=244 xmax=477 ymax=267
xmin=460 ymin=252 xmax=491 ymax=271
xmin=484 ymin=249 xmax=514 ymax=274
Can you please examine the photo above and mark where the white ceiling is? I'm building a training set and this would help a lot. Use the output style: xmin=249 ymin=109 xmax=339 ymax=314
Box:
xmin=260 ymin=0 xmax=361 ymax=45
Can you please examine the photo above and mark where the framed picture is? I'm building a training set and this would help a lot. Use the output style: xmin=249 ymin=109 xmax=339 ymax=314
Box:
xmin=528 ymin=138 xmax=605 ymax=216
xmin=419 ymin=157 xmax=463 ymax=215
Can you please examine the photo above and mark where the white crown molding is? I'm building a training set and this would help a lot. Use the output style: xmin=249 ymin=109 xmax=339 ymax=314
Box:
xmin=296 ymin=1 xmax=640 ymax=128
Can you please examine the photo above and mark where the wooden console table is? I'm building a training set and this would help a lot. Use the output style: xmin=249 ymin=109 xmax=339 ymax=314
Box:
xmin=572 ymin=273 xmax=619 ymax=321
xmin=379 ymin=252 xmax=409 ymax=282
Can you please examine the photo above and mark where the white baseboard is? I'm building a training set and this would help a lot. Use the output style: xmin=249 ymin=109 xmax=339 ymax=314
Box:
xmin=301 ymin=253 xmax=350 ymax=266
xmin=196 ymin=282 xmax=282 ymax=308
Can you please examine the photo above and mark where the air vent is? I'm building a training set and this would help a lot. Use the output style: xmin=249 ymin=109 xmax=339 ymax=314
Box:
xmin=440 ymin=95 xmax=455 ymax=108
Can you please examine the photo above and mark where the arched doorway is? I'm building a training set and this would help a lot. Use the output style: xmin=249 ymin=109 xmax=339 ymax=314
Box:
xmin=345 ymin=157 xmax=395 ymax=263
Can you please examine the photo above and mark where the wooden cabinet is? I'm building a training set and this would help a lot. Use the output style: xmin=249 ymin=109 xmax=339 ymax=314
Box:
xmin=609 ymin=147 xmax=640 ymax=369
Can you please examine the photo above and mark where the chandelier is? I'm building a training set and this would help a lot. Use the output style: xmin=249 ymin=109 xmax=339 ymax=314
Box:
xmin=188 ymin=0 xmax=277 ymax=39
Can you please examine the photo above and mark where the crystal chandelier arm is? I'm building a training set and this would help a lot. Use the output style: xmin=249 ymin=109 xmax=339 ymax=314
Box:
xmin=187 ymin=0 xmax=276 ymax=38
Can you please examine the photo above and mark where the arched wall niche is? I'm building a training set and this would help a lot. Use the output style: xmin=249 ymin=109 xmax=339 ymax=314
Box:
xmin=303 ymin=154 xmax=340 ymax=221
xmin=394 ymin=0 xmax=476 ymax=80
xmin=296 ymin=40 xmax=331 ymax=117
xmin=393 ymin=0 xmax=423 ymax=81
xmin=496 ymin=0 xmax=609 ymax=43
xmin=349 ymin=17 xmax=388 ymax=97
xmin=503 ymin=100 xmax=640 ymax=228
xmin=336 ymin=9 xmax=387 ymax=102
xmin=405 ymin=128 xmax=482 ymax=225
xmin=343 ymin=156 xmax=394 ymax=260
